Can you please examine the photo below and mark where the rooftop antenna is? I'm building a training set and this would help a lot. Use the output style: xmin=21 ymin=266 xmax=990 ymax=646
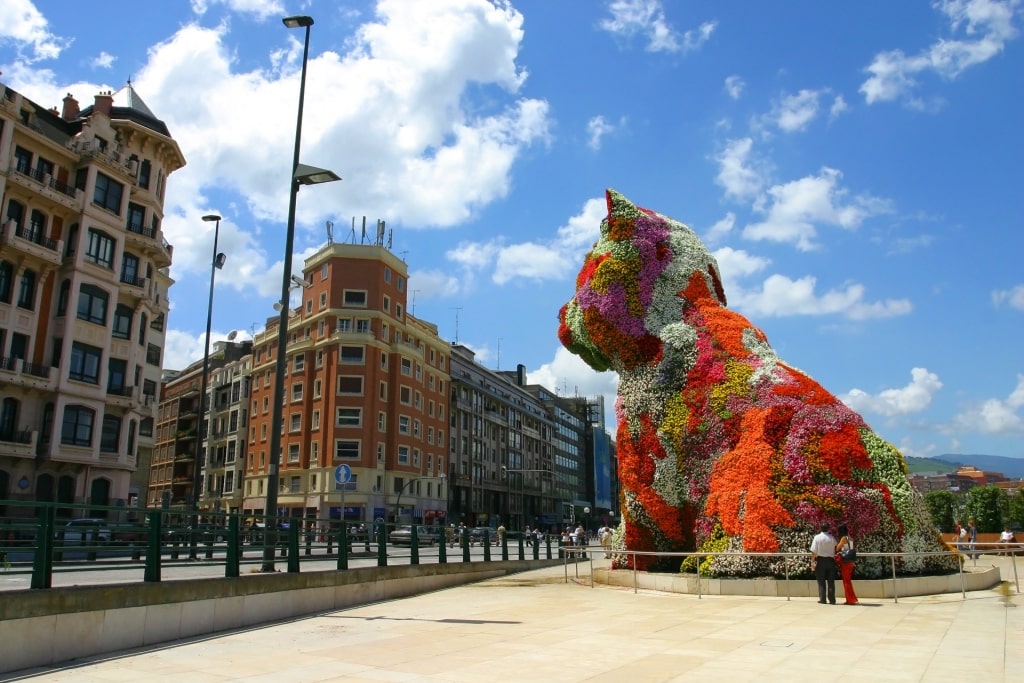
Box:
xmin=496 ymin=337 xmax=502 ymax=370
xmin=452 ymin=307 xmax=462 ymax=344
xmin=325 ymin=220 xmax=333 ymax=245
xmin=411 ymin=289 xmax=419 ymax=315
xmin=400 ymin=250 xmax=409 ymax=262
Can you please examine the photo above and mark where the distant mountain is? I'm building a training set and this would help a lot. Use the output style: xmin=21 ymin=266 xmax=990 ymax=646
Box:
xmin=904 ymin=456 xmax=958 ymax=475
xmin=931 ymin=453 xmax=1024 ymax=480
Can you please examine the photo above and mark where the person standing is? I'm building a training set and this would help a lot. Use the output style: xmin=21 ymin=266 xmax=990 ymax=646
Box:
xmin=496 ymin=523 xmax=506 ymax=547
xmin=810 ymin=522 xmax=837 ymax=605
xmin=835 ymin=523 xmax=858 ymax=605
xmin=966 ymin=519 xmax=978 ymax=558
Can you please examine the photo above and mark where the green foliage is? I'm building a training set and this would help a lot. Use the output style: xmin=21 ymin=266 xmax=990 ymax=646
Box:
xmin=903 ymin=456 xmax=958 ymax=474
xmin=1007 ymin=488 xmax=1024 ymax=530
xmin=680 ymin=524 xmax=728 ymax=574
xmin=923 ymin=490 xmax=957 ymax=532
xmin=964 ymin=486 xmax=1009 ymax=533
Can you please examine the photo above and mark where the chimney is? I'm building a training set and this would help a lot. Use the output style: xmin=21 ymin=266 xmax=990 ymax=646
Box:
xmin=61 ymin=93 xmax=80 ymax=121
xmin=93 ymin=90 xmax=113 ymax=117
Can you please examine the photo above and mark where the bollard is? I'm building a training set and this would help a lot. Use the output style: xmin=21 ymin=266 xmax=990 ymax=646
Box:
xmin=377 ymin=523 xmax=388 ymax=567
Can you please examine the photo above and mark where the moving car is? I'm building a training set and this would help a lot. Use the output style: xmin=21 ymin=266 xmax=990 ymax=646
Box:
xmin=388 ymin=525 xmax=441 ymax=546
xmin=58 ymin=519 xmax=112 ymax=544
xmin=164 ymin=523 xmax=228 ymax=544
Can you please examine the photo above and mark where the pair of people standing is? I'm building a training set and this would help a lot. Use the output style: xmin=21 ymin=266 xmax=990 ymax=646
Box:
xmin=810 ymin=523 xmax=858 ymax=605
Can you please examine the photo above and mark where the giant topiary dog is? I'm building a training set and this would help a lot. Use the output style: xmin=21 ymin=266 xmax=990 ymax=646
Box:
xmin=558 ymin=189 xmax=954 ymax=577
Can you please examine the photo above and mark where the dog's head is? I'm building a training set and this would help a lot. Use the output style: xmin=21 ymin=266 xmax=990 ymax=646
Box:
xmin=558 ymin=189 xmax=726 ymax=372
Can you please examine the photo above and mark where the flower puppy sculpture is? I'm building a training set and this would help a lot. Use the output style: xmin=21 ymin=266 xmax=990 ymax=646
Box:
xmin=558 ymin=189 xmax=954 ymax=577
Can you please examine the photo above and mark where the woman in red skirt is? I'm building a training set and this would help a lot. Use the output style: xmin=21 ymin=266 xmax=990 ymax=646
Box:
xmin=835 ymin=524 xmax=858 ymax=605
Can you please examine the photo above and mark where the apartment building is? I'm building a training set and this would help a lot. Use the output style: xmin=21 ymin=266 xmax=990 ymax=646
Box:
xmin=148 ymin=340 xmax=252 ymax=512
xmin=244 ymin=237 xmax=450 ymax=526
xmin=0 ymin=80 xmax=182 ymax=508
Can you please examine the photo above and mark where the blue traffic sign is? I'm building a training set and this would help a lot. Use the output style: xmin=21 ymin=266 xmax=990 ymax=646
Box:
xmin=334 ymin=464 xmax=352 ymax=486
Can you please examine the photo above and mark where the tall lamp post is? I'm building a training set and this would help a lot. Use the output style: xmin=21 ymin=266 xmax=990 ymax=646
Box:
xmin=262 ymin=14 xmax=341 ymax=572
xmin=190 ymin=213 xmax=225 ymax=560
xmin=393 ymin=475 xmax=445 ymax=525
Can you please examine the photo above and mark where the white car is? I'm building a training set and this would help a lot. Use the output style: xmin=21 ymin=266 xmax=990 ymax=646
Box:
xmin=59 ymin=518 xmax=112 ymax=544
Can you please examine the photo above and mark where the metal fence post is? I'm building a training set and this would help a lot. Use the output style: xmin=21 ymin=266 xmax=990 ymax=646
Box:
xmin=144 ymin=511 xmax=161 ymax=583
xmin=411 ymin=525 xmax=420 ymax=565
xmin=502 ymin=532 xmax=508 ymax=561
xmin=438 ymin=529 xmax=448 ymax=563
xmin=517 ymin=534 xmax=525 ymax=561
xmin=377 ymin=522 xmax=388 ymax=567
xmin=225 ymin=514 xmax=240 ymax=578
xmin=462 ymin=527 xmax=471 ymax=562
xmin=483 ymin=530 xmax=491 ymax=562
xmin=287 ymin=518 xmax=300 ymax=573
xmin=337 ymin=524 xmax=348 ymax=570
xmin=30 ymin=504 xmax=54 ymax=590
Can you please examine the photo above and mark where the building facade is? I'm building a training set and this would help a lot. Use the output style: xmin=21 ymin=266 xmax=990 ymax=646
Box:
xmin=0 ymin=80 xmax=182 ymax=510
xmin=244 ymin=237 xmax=450 ymax=527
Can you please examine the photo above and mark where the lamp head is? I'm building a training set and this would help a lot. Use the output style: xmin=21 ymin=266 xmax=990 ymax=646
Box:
xmin=283 ymin=15 xmax=314 ymax=28
xmin=202 ymin=214 xmax=222 ymax=223
xmin=295 ymin=163 xmax=341 ymax=186
xmin=215 ymin=253 xmax=226 ymax=270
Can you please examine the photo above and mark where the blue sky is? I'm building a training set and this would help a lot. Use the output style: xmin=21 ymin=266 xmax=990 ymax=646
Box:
xmin=2 ymin=0 xmax=1022 ymax=461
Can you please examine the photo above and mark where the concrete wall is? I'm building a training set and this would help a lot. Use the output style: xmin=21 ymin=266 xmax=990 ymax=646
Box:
xmin=594 ymin=565 xmax=1002 ymax=598
xmin=0 ymin=559 xmax=560 ymax=674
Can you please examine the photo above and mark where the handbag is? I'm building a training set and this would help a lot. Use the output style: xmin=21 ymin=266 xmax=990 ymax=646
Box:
xmin=839 ymin=545 xmax=856 ymax=562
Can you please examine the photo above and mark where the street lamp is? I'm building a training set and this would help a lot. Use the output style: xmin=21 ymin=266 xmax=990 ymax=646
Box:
xmin=394 ymin=475 xmax=445 ymax=525
xmin=190 ymin=213 xmax=225 ymax=560
xmin=262 ymin=14 xmax=341 ymax=572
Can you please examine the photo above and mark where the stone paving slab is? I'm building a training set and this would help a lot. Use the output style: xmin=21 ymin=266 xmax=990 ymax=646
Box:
xmin=3 ymin=558 xmax=1021 ymax=683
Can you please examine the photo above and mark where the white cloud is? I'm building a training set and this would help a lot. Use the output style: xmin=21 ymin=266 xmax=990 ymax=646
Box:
xmin=163 ymin=328 xmax=252 ymax=373
xmin=841 ymin=367 xmax=943 ymax=416
xmin=728 ymin=273 xmax=912 ymax=320
xmin=742 ymin=167 xmax=893 ymax=251
xmin=714 ymin=138 xmax=765 ymax=201
xmin=703 ymin=212 xmax=736 ymax=245
xmin=829 ymin=94 xmax=848 ymax=119
xmin=860 ymin=0 xmax=1020 ymax=105
xmin=449 ymin=197 xmax=606 ymax=287
xmin=586 ymin=115 xmax=621 ymax=150
xmin=0 ymin=0 xmax=66 ymax=61
xmin=599 ymin=0 xmax=714 ymax=54
xmin=189 ymin=0 xmax=285 ymax=20
xmin=953 ymin=374 xmax=1024 ymax=435
xmin=90 ymin=51 xmax=115 ymax=69
xmin=528 ymin=346 xmax=620 ymax=426
xmin=724 ymin=74 xmax=744 ymax=99
xmin=992 ymin=283 xmax=1024 ymax=309
xmin=768 ymin=89 xmax=823 ymax=133
xmin=711 ymin=245 xmax=769 ymax=280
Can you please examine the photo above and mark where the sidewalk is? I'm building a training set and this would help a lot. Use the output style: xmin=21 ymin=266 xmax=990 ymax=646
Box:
xmin=4 ymin=557 xmax=1021 ymax=682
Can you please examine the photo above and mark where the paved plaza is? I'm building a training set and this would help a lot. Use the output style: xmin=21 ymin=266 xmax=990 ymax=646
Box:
xmin=3 ymin=558 xmax=1021 ymax=682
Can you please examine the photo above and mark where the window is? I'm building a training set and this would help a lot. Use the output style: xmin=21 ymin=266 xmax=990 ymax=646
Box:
xmin=319 ymin=292 xmax=327 ymax=310
xmin=397 ymin=275 xmax=405 ymax=292
xmin=76 ymin=284 xmax=108 ymax=324
xmin=288 ymin=444 xmax=300 ymax=463
xmin=399 ymin=416 xmax=410 ymax=434
xmin=121 ymin=252 xmax=140 ymax=285
xmin=61 ymin=405 xmax=94 ymax=447
xmin=379 ymin=381 xmax=387 ymax=401
xmin=145 ymin=343 xmax=161 ymax=366
xmin=396 ymin=303 xmax=403 ymax=319
xmin=336 ymin=408 xmax=361 ymax=427
xmin=100 ymin=414 xmax=121 ymax=452
xmin=381 ymin=323 xmax=389 ymax=341
xmin=16 ymin=269 xmax=36 ymax=309
xmin=383 ymin=295 xmax=390 ymax=313
xmin=337 ymin=318 xmax=351 ymax=333
xmin=93 ymin=172 xmax=124 ymax=213
xmin=13 ymin=147 xmax=31 ymax=174
xmin=397 ymin=445 xmax=410 ymax=464
xmin=378 ymin=412 xmax=386 ymax=431
xmin=85 ymin=229 xmax=115 ymax=268
xmin=0 ymin=261 xmax=12 ymax=303
xmin=139 ymin=160 xmax=151 ymax=189
xmin=320 ymin=263 xmax=328 ymax=280
xmin=339 ymin=346 xmax=364 ymax=364
xmin=335 ymin=440 xmax=359 ymax=459
xmin=312 ymin=410 xmax=320 ymax=429
xmin=313 ymin=379 xmax=322 ymax=398
xmin=356 ymin=318 xmax=370 ymax=333
xmin=311 ymin=442 xmax=319 ymax=463
xmin=290 ymin=413 xmax=302 ymax=432
xmin=126 ymin=203 xmax=145 ymax=233
xmin=293 ymin=354 xmax=305 ymax=372
xmin=138 ymin=313 xmax=148 ymax=346
xmin=69 ymin=342 xmax=102 ymax=384
xmin=384 ymin=266 xmax=391 ymax=283
xmin=107 ymin=358 xmax=128 ymax=393
xmin=291 ymin=383 xmax=303 ymax=401
xmin=400 ymin=386 xmax=411 ymax=405
xmin=112 ymin=304 xmax=132 ymax=339
xmin=290 ymin=476 xmax=301 ymax=492
xmin=343 ymin=290 xmax=367 ymax=307
xmin=401 ymin=358 xmax=412 ymax=376
xmin=337 ymin=376 xmax=363 ymax=394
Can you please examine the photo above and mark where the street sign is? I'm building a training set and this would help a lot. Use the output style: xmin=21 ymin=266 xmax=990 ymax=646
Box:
xmin=334 ymin=464 xmax=352 ymax=486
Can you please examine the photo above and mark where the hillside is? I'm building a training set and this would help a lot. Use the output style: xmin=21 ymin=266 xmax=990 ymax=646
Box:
xmin=931 ymin=453 xmax=1024 ymax=479
xmin=903 ymin=456 xmax=958 ymax=475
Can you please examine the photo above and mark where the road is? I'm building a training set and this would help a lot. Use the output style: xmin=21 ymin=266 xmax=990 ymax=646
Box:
xmin=0 ymin=540 xmax=576 ymax=591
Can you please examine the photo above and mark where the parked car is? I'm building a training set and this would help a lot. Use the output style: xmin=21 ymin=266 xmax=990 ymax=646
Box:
xmin=164 ymin=523 xmax=228 ymax=544
xmin=345 ymin=523 xmax=370 ymax=542
xmin=389 ymin=525 xmax=441 ymax=546
xmin=58 ymin=519 xmax=112 ymax=545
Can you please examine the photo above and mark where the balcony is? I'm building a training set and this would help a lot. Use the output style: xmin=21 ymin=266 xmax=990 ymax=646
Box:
xmin=119 ymin=272 xmax=148 ymax=294
xmin=0 ymin=429 xmax=37 ymax=459
xmin=0 ymin=357 xmax=56 ymax=391
xmin=1 ymin=219 xmax=63 ymax=267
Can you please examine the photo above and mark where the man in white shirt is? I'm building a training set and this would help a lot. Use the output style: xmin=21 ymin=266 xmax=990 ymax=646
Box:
xmin=810 ymin=523 xmax=837 ymax=605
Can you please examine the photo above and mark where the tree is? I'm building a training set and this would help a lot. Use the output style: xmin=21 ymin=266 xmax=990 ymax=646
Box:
xmin=1007 ymin=487 xmax=1024 ymax=530
xmin=964 ymin=485 xmax=1008 ymax=533
xmin=923 ymin=490 xmax=958 ymax=533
